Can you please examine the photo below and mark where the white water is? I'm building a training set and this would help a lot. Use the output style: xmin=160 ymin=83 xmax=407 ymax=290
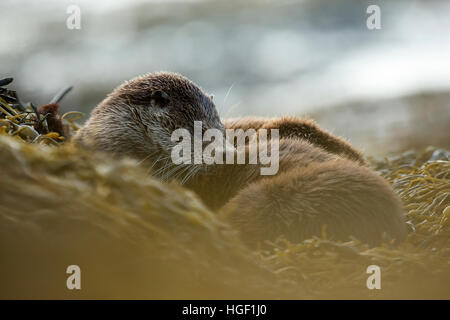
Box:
xmin=1 ymin=0 xmax=449 ymax=117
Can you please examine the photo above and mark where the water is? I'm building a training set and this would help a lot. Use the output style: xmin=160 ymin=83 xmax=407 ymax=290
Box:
xmin=1 ymin=0 xmax=449 ymax=153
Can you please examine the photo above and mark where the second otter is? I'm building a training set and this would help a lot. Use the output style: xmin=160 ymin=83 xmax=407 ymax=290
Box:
xmin=74 ymin=72 xmax=406 ymax=247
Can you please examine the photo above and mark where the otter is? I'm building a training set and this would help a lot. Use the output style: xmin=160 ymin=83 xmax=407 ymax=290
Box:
xmin=74 ymin=72 xmax=406 ymax=247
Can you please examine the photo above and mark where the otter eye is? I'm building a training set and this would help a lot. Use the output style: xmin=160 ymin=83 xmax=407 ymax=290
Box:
xmin=150 ymin=90 xmax=170 ymax=108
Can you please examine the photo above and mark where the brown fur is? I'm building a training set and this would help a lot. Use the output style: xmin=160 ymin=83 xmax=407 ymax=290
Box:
xmin=224 ymin=117 xmax=366 ymax=165
xmin=74 ymin=72 xmax=223 ymax=161
xmin=219 ymin=156 xmax=404 ymax=246
xmin=186 ymin=138 xmax=337 ymax=210
xmin=74 ymin=72 xmax=406 ymax=247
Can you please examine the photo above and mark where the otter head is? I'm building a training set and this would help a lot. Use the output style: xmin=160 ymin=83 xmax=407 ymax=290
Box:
xmin=74 ymin=72 xmax=224 ymax=180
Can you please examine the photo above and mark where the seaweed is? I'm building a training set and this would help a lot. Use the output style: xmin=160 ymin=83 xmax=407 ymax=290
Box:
xmin=0 ymin=79 xmax=448 ymax=299
xmin=0 ymin=77 xmax=82 ymax=145
xmin=257 ymin=148 xmax=449 ymax=298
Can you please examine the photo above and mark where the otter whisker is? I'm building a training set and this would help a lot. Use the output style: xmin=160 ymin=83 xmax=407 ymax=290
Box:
xmin=178 ymin=165 xmax=193 ymax=185
xmin=152 ymin=157 xmax=173 ymax=179
xmin=218 ymin=82 xmax=235 ymax=117
xmin=169 ymin=163 xmax=190 ymax=181
xmin=162 ymin=163 xmax=186 ymax=182
xmin=180 ymin=165 xmax=201 ymax=185
xmin=149 ymin=156 xmax=171 ymax=177
xmin=224 ymin=83 xmax=234 ymax=105
xmin=137 ymin=150 xmax=158 ymax=166
xmin=170 ymin=164 xmax=186 ymax=179
xmin=148 ymin=153 xmax=169 ymax=171
xmin=151 ymin=154 xmax=166 ymax=168
xmin=173 ymin=164 xmax=193 ymax=183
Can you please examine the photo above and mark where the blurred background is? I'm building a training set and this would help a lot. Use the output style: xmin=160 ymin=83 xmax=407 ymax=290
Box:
xmin=1 ymin=0 xmax=449 ymax=155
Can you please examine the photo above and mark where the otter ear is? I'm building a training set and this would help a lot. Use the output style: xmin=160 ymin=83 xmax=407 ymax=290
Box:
xmin=150 ymin=90 xmax=170 ymax=108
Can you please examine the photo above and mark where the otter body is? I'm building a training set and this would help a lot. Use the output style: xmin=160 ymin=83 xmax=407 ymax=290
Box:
xmin=74 ymin=72 xmax=406 ymax=246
